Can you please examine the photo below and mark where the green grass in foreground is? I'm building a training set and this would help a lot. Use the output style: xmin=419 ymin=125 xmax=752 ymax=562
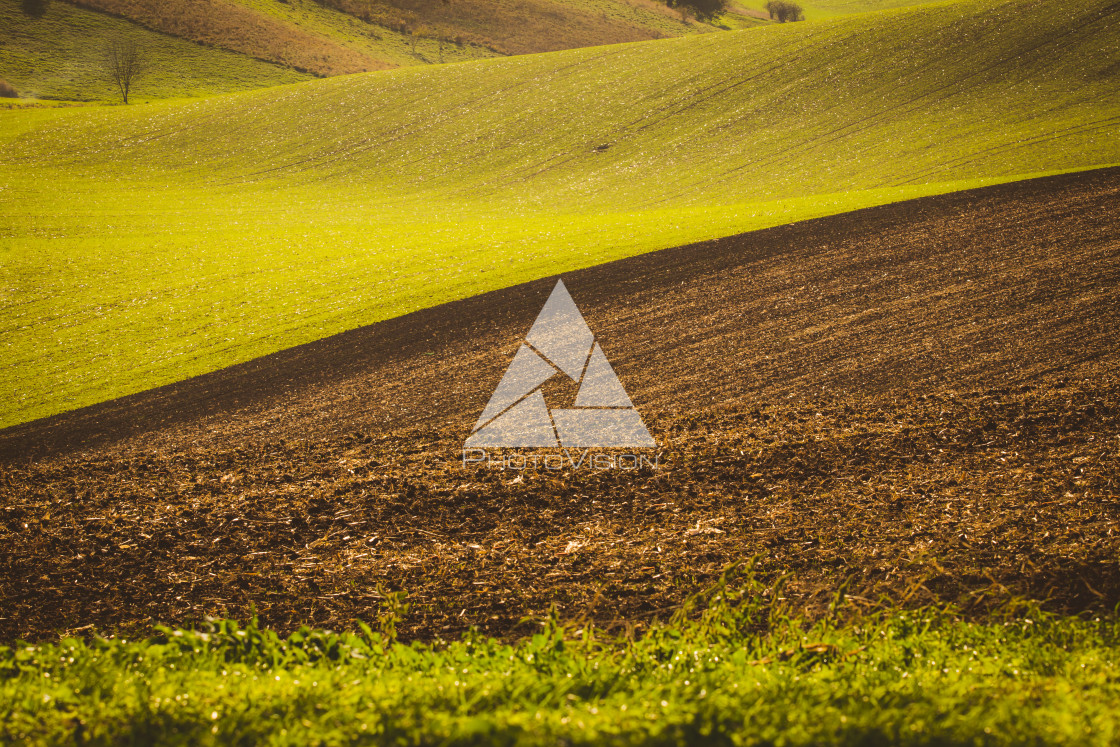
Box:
xmin=2 ymin=576 xmax=1119 ymax=745
xmin=0 ymin=0 xmax=311 ymax=101
xmin=1 ymin=0 xmax=1119 ymax=428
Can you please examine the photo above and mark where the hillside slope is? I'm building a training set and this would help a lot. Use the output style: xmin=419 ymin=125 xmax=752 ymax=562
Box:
xmin=6 ymin=0 xmax=695 ymax=101
xmin=2 ymin=169 xmax=1117 ymax=640
xmin=1 ymin=0 xmax=1118 ymax=427
xmin=0 ymin=0 xmax=312 ymax=100
xmin=9 ymin=0 xmax=944 ymax=100
xmin=60 ymin=0 xmax=692 ymax=76
xmin=737 ymin=0 xmax=933 ymax=20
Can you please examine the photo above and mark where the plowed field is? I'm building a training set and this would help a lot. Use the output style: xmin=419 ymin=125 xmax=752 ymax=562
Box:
xmin=2 ymin=168 xmax=1118 ymax=642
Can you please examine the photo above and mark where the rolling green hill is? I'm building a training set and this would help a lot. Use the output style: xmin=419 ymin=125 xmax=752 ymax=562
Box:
xmin=736 ymin=0 xmax=933 ymax=21
xmin=1 ymin=0 xmax=1118 ymax=428
xmin=0 ymin=0 xmax=312 ymax=101
xmin=2 ymin=0 xmax=698 ymax=103
xmin=56 ymin=0 xmax=500 ymax=77
xmin=1 ymin=0 xmax=959 ymax=104
xmin=53 ymin=0 xmax=694 ymax=80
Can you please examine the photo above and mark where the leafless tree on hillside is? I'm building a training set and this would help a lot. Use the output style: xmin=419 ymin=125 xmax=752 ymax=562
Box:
xmin=105 ymin=37 xmax=147 ymax=104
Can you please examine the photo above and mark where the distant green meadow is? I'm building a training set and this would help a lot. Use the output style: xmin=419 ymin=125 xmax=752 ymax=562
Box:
xmin=738 ymin=0 xmax=934 ymax=20
xmin=2 ymin=0 xmax=1118 ymax=428
xmin=3 ymin=574 xmax=1119 ymax=745
xmin=0 ymin=1 xmax=311 ymax=102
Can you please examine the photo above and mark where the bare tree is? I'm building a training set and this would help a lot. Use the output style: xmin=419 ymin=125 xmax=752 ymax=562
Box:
xmin=105 ymin=38 xmax=146 ymax=104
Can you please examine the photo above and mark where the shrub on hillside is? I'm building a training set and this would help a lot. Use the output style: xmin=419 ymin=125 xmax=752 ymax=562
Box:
xmin=666 ymin=0 xmax=728 ymax=22
xmin=765 ymin=0 xmax=804 ymax=21
xmin=0 ymin=79 xmax=18 ymax=99
xmin=21 ymin=0 xmax=49 ymax=18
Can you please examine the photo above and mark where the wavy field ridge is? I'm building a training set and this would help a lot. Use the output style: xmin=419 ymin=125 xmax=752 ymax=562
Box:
xmin=38 ymin=0 xmax=690 ymax=85
xmin=2 ymin=0 xmax=1118 ymax=427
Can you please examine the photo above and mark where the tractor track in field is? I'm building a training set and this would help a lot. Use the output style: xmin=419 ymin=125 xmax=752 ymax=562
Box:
xmin=1 ymin=167 xmax=1118 ymax=642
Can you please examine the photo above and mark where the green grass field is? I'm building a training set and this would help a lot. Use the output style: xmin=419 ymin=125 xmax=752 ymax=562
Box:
xmin=3 ymin=576 xmax=1119 ymax=745
xmin=4 ymin=0 xmax=696 ymax=92
xmin=0 ymin=0 xmax=312 ymax=101
xmin=1 ymin=0 xmax=1118 ymax=428
xmin=218 ymin=0 xmax=505 ymax=68
xmin=736 ymin=0 xmax=933 ymax=21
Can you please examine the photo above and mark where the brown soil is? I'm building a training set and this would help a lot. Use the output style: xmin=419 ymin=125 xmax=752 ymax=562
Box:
xmin=1 ymin=168 xmax=1118 ymax=643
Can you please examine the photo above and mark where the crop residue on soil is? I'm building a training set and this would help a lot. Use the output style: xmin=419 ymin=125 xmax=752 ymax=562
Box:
xmin=1 ymin=168 xmax=1119 ymax=642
